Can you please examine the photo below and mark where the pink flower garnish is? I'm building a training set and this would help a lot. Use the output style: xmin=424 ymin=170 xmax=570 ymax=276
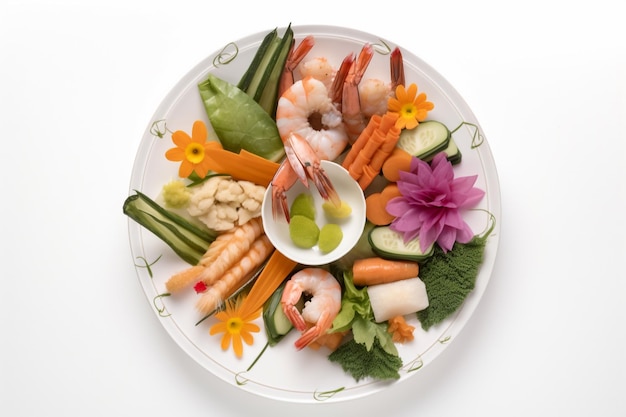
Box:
xmin=386 ymin=152 xmax=485 ymax=253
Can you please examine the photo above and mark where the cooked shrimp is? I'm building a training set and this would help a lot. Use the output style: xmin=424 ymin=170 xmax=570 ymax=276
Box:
xmin=270 ymin=132 xmax=340 ymax=222
xmin=196 ymin=234 xmax=273 ymax=314
xmin=195 ymin=217 xmax=264 ymax=285
xmin=165 ymin=217 xmax=264 ymax=293
xmin=281 ymin=268 xmax=342 ymax=350
xmin=276 ymin=76 xmax=348 ymax=161
xmin=279 ymin=35 xmax=315 ymax=97
xmin=272 ymin=76 xmax=347 ymax=221
xmin=329 ymin=52 xmax=355 ymax=109
xmin=359 ymin=47 xmax=406 ymax=118
xmin=342 ymin=43 xmax=374 ymax=143
xmin=298 ymin=56 xmax=336 ymax=88
xmin=359 ymin=78 xmax=391 ymax=117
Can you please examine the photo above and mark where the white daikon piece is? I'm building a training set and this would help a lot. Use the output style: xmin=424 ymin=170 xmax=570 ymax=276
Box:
xmin=367 ymin=277 xmax=429 ymax=323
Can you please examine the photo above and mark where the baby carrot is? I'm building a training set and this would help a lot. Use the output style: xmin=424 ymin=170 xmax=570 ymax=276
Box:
xmin=352 ymin=257 xmax=419 ymax=286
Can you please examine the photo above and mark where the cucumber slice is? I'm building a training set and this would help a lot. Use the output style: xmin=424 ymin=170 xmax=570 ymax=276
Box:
xmin=263 ymin=283 xmax=293 ymax=345
xmin=425 ymin=137 xmax=462 ymax=165
xmin=442 ymin=137 xmax=462 ymax=164
xmin=271 ymin=303 xmax=293 ymax=336
xmin=368 ymin=226 xmax=434 ymax=262
xmin=396 ymin=120 xmax=450 ymax=160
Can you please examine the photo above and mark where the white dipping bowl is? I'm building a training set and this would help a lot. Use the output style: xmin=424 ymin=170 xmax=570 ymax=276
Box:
xmin=262 ymin=160 xmax=366 ymax=266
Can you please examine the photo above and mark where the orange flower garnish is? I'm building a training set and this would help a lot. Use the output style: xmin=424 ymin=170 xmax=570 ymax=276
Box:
xmin=387 ymin=315 xmax=415 ymax=343
xmin=209 ymin=296 xmax=261 ymax=358
xmin=165 ymin=120 xmax=218 ymax=179
xmin=387 ymin=83 xmax=434 ymax=130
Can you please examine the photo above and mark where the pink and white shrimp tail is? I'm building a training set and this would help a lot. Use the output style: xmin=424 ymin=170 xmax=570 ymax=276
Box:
xmin=342 ymin=43 xmax=374 ymax=143
xmin=285 ymin=132 xmax=340 ymax=207
xmin=280 ymin=268 xmax=342 ymax=350
xmin=390 ymin=47 xmax=405 ymax=93
xmin=270 ymin=133 xmax=341 ymax=222
xmin=270 ymin=159 xmax=298 ymax=222
xmin=329 ymin=52 xmax=355 ymax=109
xmin=278 ymin=35 xmax=316 ymax=97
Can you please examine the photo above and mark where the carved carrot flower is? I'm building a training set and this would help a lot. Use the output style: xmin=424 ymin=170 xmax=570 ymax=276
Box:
xmin=387 ymin=83 xmax=434 ymax=130
xmin=209 ymin=296 xmax=261 ymax=358
xmin=387 ymin=315 xmax=415 ymax=343
xmin=165 ymin=120 xmax=218 ymax=179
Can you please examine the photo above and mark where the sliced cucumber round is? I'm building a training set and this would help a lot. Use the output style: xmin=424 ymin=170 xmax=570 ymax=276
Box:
xmin=263 ymin=284 xmax=293 ymax=345
xmin=396 ymin=120 xmax=451 ymax=160
xmin=368 ymin=226 xmax=434 ymax=262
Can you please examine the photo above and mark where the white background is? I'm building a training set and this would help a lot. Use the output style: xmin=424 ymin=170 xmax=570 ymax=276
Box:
xmin=2 ymin=0 xmax=625 ymax=415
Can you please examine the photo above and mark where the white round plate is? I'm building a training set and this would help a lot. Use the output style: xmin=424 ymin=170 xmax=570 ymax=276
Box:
xmin=127 ymin=24 xmax=501 ymax=404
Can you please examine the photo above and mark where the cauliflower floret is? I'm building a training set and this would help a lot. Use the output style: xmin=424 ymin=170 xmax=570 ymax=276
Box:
xmin=215 ymin=179 xmax=245 ymax=203
xmin=196 ymin=203 xmax=239 ymax=231
xmin=187 ymin=176 xmax=266 ymax=231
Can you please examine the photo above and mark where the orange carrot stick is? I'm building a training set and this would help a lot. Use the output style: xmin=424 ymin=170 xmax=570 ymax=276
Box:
xmin=348 ymin=157 xmax=366 ymax=179
xmin=343 ymin=111 xmax=401 ymax=187
xmin=238 ymin=250 xmax=298 ymax=317
xmin=342 ymin=114 xmax=381 ymax=169
xmin=348 ymin=129 xmax=386 ymax=182
xmin=378 ymin=111 xmax=399 ymax=132
xmin=367 ymin=126 xmax=402 ymax=173
xmin=357 ymin=165 xmax=379 ymax=190
xmin=352 ymin=257 xmax=419 ymax=286
xmin=205 ymin=148 xmax=280 ymax=187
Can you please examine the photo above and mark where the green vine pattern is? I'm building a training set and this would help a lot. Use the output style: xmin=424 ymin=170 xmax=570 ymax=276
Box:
xmin=213 ymin=42 xmax=239 ymax=67
xmin=439 ymin=335 xmax=452 ymax=344
xmin=153 ymin=293 xmax=171 ymax=317
xmin=149 ymin=119 xmax=169 ymax=139
xmin=451 ymin=121 xmax=484 ymax=149
xmin=134 ymin=255 xmax=162 ymax=278
xmin=314 ymin=387 xmax=345 ymax=401
xmin=235 ymin=371 xmax=250 ymax=386
xmin=404 ymin=356 xmax=424 ymax=372
xmin=371 ymin=39 xmax=392 ymax=55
